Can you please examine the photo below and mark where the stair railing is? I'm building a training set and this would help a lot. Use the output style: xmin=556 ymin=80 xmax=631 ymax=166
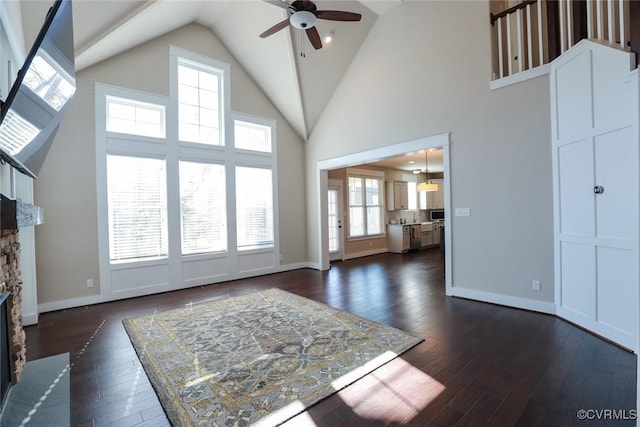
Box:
xmin=491 ymin=0 xmax=640 ymax=83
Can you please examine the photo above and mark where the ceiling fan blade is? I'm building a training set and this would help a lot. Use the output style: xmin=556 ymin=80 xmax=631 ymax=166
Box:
xmin=316 ymin=10 xmax=362 ymax=21
xmin=262 ymin=0 xmax=292 ymax=10
xmin=260 ymin=19 xmax=290 ymax=38
xmin=306 ymin=27 xmax=322 ymax=49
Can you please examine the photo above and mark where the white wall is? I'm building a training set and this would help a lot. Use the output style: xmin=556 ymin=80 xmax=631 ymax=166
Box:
xmin=306 ymin=1 xmax=555 ymax=303
xmin=33 ymin=24 xmax=306 ymax=305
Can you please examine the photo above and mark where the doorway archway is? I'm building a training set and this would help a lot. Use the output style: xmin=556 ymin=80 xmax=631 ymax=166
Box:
xmin=316 ymin=132 xmax=453 ymax=294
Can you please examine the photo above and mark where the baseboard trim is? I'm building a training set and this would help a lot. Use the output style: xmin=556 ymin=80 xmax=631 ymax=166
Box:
xmin=342 ymin=248 xmax=388 ymax=261
xmin=37 ymin=262 xmax=313 ymax=315
xmin=22 ymin=313 xmax=38 ymax=327
xmin=449 ymin=286 xmax=556 ymax=315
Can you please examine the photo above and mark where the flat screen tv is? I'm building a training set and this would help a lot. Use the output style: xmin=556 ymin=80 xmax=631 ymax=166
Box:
xmin=0 ymin=0 xmax=75 ymax=179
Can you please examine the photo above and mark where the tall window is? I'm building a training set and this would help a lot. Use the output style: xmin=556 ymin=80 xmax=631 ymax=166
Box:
xmin=348 ymin=176 xmax=383 ymax=238
xmin=177 ymin=60 xmax=222 ymax=145
xmin=180 ymin=161 xmax=227 ymax=255
xmin=236 ymin=166 xmax=273 ymax=250
xmin=107 ymin=155 xmax=168 ymax=262
xmin=97 ymin=47 xmax=277 ymax=290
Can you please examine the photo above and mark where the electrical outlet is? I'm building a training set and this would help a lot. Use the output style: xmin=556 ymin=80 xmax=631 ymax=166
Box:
xmin=532 ymin=280 xmax=541 ymax=291
xmin=86 ymin=279 xmax=94 ymax=288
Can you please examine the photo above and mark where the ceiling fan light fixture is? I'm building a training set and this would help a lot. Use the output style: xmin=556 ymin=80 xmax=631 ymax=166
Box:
xmin=290 ymin=10 xmax=317 ymax=29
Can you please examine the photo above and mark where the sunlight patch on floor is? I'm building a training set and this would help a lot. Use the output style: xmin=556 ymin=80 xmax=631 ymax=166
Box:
xmin=337 ymin=355 xmax=445 ymax=424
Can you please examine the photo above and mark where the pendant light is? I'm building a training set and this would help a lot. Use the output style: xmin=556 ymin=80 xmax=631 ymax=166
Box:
xmin=417 ymin=149 xmax=439 ymax=192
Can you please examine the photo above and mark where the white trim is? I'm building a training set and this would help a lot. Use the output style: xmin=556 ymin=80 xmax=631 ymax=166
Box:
xmin=449 ymin=286 xmax=557 ymax=315
xmin=22 ymin=314 xmax=38 ymax=327
xmin=489 ymin=63 xmax=551 ymax=91
xmin=342 ymin=247 xmax=388 ymax=260
xmin=315 ymin=133 xmax=453 ymax=298
xmin=0 ymin=1 xmax=26 ymax=64
xmin=38 ymin=262 xmax=312 ymax=314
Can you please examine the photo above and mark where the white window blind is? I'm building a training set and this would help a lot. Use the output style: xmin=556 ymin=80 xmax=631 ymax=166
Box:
xmin=106 ymin=96 xmax=165 ymax=138
xmin=107 ymin=155 xmax=168 ymax=262
xmin=178 ymin=62 xmax=221 ymax=145
xmin=348 ymin=176 xmax=383 ymax=237
xmin=180 ymin=161 xmax=227 ymax=255
xmin=234 ymin=120 xmax=271 ymax=152
xmin=236 ymin=166 xmax=274 ymax=250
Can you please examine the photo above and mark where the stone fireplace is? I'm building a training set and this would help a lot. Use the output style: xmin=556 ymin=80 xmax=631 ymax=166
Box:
xmin=0 ymin=229 xmax=25 ymax=383
xmin=0 ymin=194 xmax=44 ymax=385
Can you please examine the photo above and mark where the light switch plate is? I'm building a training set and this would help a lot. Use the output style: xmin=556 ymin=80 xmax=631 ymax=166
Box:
xmin=455 ymin=208 xmax=470 ymax=217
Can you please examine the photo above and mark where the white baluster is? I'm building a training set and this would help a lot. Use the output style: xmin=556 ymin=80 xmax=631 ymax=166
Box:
xmin=517 ymin=8 xmax=523 ymax=72
xmin=567 ymin=0 xmax=573 ymax=48
xmin=587 ymin=0 xmax=593 ymax=39
xmin=498 ymin=16 xmax=504 ymax=78
xmin=527 ymin=4 xmax=533 ymax=69
xmin=619 ymin=0 xmax=626 ymax=48
xmin=596 ymin=0 xmax=603 ymax=40
xmin=507 ymin=13 xmax=513 ymax=76
xmin=559 ymin=0 xmax=566 ymax=53
xmin=608 ymin=0 xmax=614 ymax=44
xmin=537 ymin=0 xmax=544 ymax=64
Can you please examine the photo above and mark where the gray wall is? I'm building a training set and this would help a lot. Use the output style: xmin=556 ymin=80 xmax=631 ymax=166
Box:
xmin=305 ymin=1 xmax=554 ymax=302
xmin=34 ymin=24 xmax=306 ymax=304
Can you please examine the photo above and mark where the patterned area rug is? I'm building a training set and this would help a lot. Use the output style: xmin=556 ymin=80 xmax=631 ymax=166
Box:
xmin=123 ymin=288 xmax=423 ymax=426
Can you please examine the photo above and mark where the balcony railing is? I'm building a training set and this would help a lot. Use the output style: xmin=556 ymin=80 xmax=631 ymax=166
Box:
xmin=490 ymin=0 xmax=640 ymax=83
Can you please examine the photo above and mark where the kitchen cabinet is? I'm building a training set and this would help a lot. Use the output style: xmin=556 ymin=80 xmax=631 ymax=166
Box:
xmin=420 ymin=222 xmax=433 ymax=248
xmin=428 ymin=179 xmax=444 ymax=209
xmin=432 ymin=222 xmax=442 ymax=246
xmin=386 ymin=181 xmax=408 ymax=210
xmin=387 ymin=224 xmax=411 ymax=253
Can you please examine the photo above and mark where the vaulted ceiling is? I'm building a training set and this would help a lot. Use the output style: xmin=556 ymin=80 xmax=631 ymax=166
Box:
xmin=18 ymin=0 xmax=403 ymax=141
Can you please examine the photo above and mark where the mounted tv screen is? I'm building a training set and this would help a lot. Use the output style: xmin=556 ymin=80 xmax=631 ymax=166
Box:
xmin=0 ymin=0 xmax=75 ymax=179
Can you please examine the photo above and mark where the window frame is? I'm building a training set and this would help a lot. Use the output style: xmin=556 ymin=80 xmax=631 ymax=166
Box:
xmin=95 ymin=47 xmax=280 ymax=299
xmin=346 ymin=168 xmax=385 ymax=240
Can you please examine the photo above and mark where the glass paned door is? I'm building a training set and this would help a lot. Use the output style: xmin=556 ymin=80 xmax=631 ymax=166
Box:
xmin=328 ymin=186 xmax=343 ymax=261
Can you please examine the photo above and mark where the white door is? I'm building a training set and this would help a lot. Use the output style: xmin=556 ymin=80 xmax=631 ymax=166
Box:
xmin=328 ymin=185 xmax=343 ymax=261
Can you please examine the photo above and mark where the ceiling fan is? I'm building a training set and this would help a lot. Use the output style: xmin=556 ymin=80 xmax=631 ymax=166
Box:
xmin=260 ymin=0 xmax=362 ymax=50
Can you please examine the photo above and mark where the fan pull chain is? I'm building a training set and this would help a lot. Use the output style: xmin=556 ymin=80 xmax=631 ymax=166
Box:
xmin=300 ymin=30 xmax=306 ymax=58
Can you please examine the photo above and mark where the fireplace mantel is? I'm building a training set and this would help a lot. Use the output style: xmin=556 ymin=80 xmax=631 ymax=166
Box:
xmin=0 ymin=194 xmax=44 ymax=231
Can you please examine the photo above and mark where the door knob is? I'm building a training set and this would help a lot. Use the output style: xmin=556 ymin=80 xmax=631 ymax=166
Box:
xmin=593 ymin=185 xmax=604 ymax=194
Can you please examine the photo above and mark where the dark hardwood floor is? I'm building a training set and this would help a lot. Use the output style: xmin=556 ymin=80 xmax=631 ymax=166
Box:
xmin=25 ymin=249 xmax=636 ymax=426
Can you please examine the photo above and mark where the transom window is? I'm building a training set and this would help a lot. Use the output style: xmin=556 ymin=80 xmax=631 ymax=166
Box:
xmin=234 ymin=120 xmax=271 ymax=153
xmin=106 ymin=96 xmax=165 ymax=138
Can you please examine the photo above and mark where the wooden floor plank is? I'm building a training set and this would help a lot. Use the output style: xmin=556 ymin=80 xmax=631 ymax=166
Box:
xmin=23 ymin=249 xmax=636 ymax=426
